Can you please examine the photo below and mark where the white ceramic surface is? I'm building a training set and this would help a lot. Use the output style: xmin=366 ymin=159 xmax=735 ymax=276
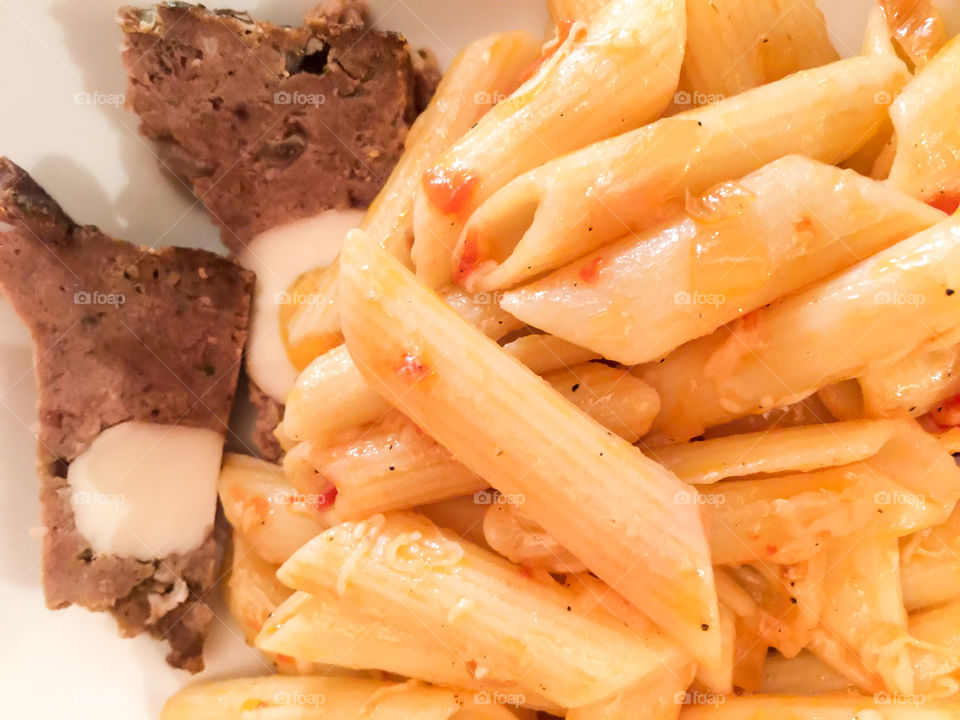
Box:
xmin=0 ymin=2 xmax=950 ymax=717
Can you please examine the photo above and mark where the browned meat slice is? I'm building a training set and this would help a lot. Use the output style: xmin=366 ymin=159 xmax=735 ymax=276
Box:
xmin=0 ymin=157 xmax=253 ymax=672
xmin=118 ymin=0 xmax=438 ymax=252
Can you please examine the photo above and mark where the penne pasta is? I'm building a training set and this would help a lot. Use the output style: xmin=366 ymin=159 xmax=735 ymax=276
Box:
xmin=415 ymin=495 xmax=490 ymax=549
xmin=223 ymin=533 xmax=292 ymax=649
xmin=274 ymin=512 xmax=690 ymax=708
xmin=758 ymin=651 xmax=856 ymax=696
xmin=337 ymin=230 xmax=721 ymax=665
xmin=411 ymin=0 xmax=686 ymax=288
xmin=283 ymin=286 xmax=523 ymax=445
xmin=901 ymin=506 xmax=960 ymax=611
xmin=256 ymin=589 xmax=557 ymax=712
xmin=636 ymin=215 xmax=960 ymax=442
xmin=218 ymin=453 xmax=330 ymax=564
xmin=694 ymin=604 xmax=736 ymax=695
xmin=539 ymin=363 xmax=659 ymax=443
xmin=816 ymin=381 xmax=866 ymax=422
xmin=911 ymin=602 xmax=960 ymax=697
xmin=284 ymin=411 xmax=483 ymax=520
xmin=881 ymin=0 xmax=948 ymax=68
xmin=821 ymin=533 xmax=913 ymax=693
xmin=888 ymin=35 xmax=960 ymax=212
xmin=483 ymin=502 xmax=588 ymax=574
xmin=704 ymin=464 xmax=943 ymax=566
xmin=805 ymin=625 xmax=886 ymax=695
xmin=161 ymin=675 xmax=532 ymax=720
xmin=500 ymin=156 xmax=943 ymax=363
xmin=285 ymin=30 xmax=541 ymax=352
xmin=498 ymin=333 xmax=599 ymax=374
xmin=288 ymin=366 xmax=658 ymax=520
xmin=547 ymin=0 xmax=605 ymax=24
xmin=858 ymin=334 xmax=960 ymax=418
xmin=678 ymin=696 xmax=960 ymax=718
xmin=456 ymin=52 xmax=910 ymax=292
xmin=678 ymin=0 xmax=837 ymax=106
xmin=646 ymin=420 xmax=897 ymax=485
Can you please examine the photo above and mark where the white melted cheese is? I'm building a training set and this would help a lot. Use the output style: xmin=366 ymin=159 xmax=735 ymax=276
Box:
xmin=67 ymin=421 xmax=223 ymax=560
xmin=239 ymin=209 xmax=364 ymax=403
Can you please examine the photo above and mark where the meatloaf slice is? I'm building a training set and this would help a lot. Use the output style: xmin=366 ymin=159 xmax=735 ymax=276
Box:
xmin=118 ymin=0 xmax=437 ymax=253
xmin=0 ymin=157 xmax=254 ymax=672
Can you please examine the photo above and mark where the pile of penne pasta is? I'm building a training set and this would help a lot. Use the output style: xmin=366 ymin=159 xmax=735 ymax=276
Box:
xmin=164 ymin=0 xmax=960 ymax=718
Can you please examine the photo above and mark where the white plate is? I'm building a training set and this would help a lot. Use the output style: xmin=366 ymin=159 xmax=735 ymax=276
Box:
xmin=0 ymin=2 xmax=946 ymax=717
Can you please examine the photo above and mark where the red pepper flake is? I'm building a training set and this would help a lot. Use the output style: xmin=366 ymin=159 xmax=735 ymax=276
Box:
xmin=927 ymin=193 xmax=960 ymax=215
xmin=456 ymin=231 xmax=483 ymax=284
xmin=395 ymin=351 xmax=428 ymax=382
xmin=519 ymin=19 xmax=576 ymax=83
xmin=250 ymin=495 xmax=269 ymax=521
xmin=316 ymin=486 xmax=338 ymax=512
xmin=422 ymin=164 xmax=480 ymax=220
xmin=793 ymin=215 xmax=815 ymax=234
xmin=739 ymin=310 xmax=761 ymax=334
xmin=519 ymin=564 xmax=534 ymax=579
xmin=275 ymin=654 xmax=294 ymax=664
xmin=765 ymin=544 xmax=778 ymax=556
xmin=578 ymin=257 xmax=606 ymax=284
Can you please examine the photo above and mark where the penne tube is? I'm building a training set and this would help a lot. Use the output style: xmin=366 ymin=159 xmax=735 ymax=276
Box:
xmin=412 ymin=0 xmax=686 ymax=288
xmin=820 ymin=533 xmax=913 ymax=694
xmin=483 ymin=502 xmax=588 ymax=574
xmin=759 ymin=651 xmax=856 ymax=696
xmin=858 ymin=334 xmax=960 ymax=418
xmin=274 ymin=512 xmax=690 ymax=708
xmin=888 ymin=35 xmax=960 ymax=211
xmin=696 ymin=397 xmax=835 ymax=442
xmin=218 ymin=453 xmax=330 ymax=565
xmin=806 ymin=626 xmax=886 ymax=695
xmin=694 ymin=604 xmax=736 ymax=695
xmin=911 ymin=601 xmax=960 ymax=697
xmin=863 ymin=417 xmax=960 ymax=525
xmin=224 ymin=533 xmax=328 ymax=676
xmin=645 ymin=419 xmax=897 ymax=485
xmin=500 ymin=156 xmax=943 ymax=363
xmin=283 ymin=286 xmax=524 ymax=445
xmin=337 ymin=230 xmax=721 ymax=665
xmin=678 ymin=696 xmax=960 ymax=718
xmin=881 ymin=0 xmax=948 ymax=68
xmin=415 ymin=495 xmax=490 ymax=549
xmin=677 ymin=0 xmax=837 ymax=107
xmin=718 ymin=561 xmax=825 ymax=670
xmin=901 ymin=506 xmax=960 ymax=611
xmin=547 ymin=0 xmax=605 ymax=24
xmin=703 ymin=464 xmax=943 ymax=566
xmin=636 ymin=215 xmax=960 ymax=442
xmin=284 ymin=411 xmax=484 ymax=520
xmin=161 ymin=675 xmax=532 ymax=720
xmin=565 ymin=672 xmax=691 ymax=720
xmin=540 ymin=363 xmax=659 ymax=443
xmin=816 ymin=381 xmax=866 ymax=422
xmin=223 ymin=533 xmax=292 ymax=648
xmin=499 ymin=333 xmax=599 ymax=374
xmin=289 ymin=366 xmax=660 ymax=522
xmin=456 ymin=52 xmax=910 ymax=292
xmin=256 ymin=589 xmax=558 ymax=713
xmin=285 ymin=30 xmax=542 ymax=352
